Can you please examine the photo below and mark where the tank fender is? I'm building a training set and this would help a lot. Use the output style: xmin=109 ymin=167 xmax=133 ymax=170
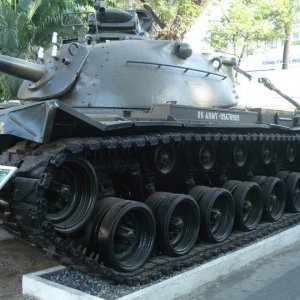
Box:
xmin=0 ymin=100 xmax=133 ymax=143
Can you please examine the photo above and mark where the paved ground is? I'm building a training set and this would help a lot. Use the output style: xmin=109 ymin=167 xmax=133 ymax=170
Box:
xmin=2 ymin=224 xmax=300 ymax=300
xmin=179 ymin=240 xmax=300 ymax=300
xmin=0 ymin=227 xmax=57 ymax=300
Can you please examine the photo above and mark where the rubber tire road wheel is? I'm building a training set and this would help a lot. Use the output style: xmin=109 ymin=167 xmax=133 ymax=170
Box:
xmin=222 ymin=180 xmax=242 ymax=193
xmin=146 ymin=192 xmax=169 ymax=214
xmin=251 ymin=176 xmax=267 ymax=187
xmin=98 ymin=200 xmax=156 ymax=272
xmin=147 ymin=192 xmax=200 ymax=256
xmin=277 ymin=171 xmax=290 ymax=184
xmin=232 ymin=182 xmax=263 ymax=231
xmin=282 ymin=172 xmax=300 ymax=212
xmin=189 ymin=186 xmax=211 ymax=206
xmin=261 ymin=177 xmax=286 ymax=222
xmin=83 ymin=197 xmax=123 ymax=248
xmin=200 ymin=188 xmax=235 ymax=243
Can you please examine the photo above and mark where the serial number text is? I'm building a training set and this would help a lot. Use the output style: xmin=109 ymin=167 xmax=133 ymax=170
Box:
xmin=197 ymin=111 xmax=240 ymax=122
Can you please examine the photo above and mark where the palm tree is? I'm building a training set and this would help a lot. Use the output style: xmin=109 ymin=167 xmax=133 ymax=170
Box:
xmin=0 ymin=2 xmax=28 ymax=99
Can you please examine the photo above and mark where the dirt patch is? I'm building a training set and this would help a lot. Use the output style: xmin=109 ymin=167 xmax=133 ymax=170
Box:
xmin=0 ymin=237 xmax=57 ymax=300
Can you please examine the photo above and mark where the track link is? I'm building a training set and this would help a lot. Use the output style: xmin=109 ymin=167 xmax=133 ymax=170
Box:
xmin=1 ymin=131 xmax=300 ymax=285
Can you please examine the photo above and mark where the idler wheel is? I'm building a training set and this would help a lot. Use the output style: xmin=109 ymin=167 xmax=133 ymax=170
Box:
xmin=46 ymin=156 xmax=98 ymax=234
xmin=91 ymin=197 xmax=156 ymax=272
xmin=251 ymin=176 xmax=286 ymax=222
xmin=232 ymin=142 xmax=247 ymax=167
xmin=146 ymin=192 xmax=200 ymax=256
xmin=154 ymin=144 xmax=176 ymax=175
xmin=198 ymin=142 xmax=215 ymax=170
xmin=189 ymin=187 xmax=235 ymax=242
xmin=261 ymin=142 xmax=273 ymax=165
xmin=286 ymin=143 xmax=296 ymax=163
xmin=277 ymin=171 xmax=300 ymax=212
xmin=223 ymin=181 xmax=263 ymax=231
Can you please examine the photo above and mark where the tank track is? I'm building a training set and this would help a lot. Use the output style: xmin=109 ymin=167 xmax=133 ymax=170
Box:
xmin=1 ymin=130 xmax=300 ymax=285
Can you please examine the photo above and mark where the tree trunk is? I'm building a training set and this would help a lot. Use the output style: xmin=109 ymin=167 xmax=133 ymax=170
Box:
xmin=282 ymin=26 xmax=292 ymax=70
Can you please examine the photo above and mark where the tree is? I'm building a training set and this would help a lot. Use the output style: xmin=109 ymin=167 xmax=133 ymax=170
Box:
xmin=205 ymin=0 xmax=278 ymax=68
xmin=273 ymin=0 xmax=300 ymax=69
xmin=149 ymin=0 xmax=210 ymax=40
xmin=107 ymin=0 xmax=211 ymax=40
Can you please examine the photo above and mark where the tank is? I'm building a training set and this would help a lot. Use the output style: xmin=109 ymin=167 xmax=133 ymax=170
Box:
xmin=0 ymin=1 xmax=300 ymax=281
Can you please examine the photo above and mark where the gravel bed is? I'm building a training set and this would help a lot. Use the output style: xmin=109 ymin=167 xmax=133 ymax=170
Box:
xmin=43 ymin=215 xmax=300 ymax=299
xmin=44 ymin=269 xmax=150 ymax=299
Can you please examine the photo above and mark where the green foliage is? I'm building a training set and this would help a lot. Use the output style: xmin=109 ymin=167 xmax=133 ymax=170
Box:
xmin=0 ymin=1 xmax=34 ymax=98
xmin=0 ymin=74 xmax=21 ymax=101
xmin=152 ymin=0 xmax=209 ymax=40
xmin=274 ymin=0 xmax=300 ymax=29
xmin=0 ymin=75 xmax=13 ymax=101
xmin=272 ymin=0 xmax=300 ymax=69
xmin=105 ymin=0 xmax=209 ymax=40
xmin=206 ymin=0 xmax=278 ymax=64
xmin=0 ymin=3 xmax=31 ymax=56
xmin=206 ymin=0 xmax=300 ymax=69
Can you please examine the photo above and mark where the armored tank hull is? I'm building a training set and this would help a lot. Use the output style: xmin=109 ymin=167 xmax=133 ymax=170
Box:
xmin=1 ymin=5 xmax=300 ymax=283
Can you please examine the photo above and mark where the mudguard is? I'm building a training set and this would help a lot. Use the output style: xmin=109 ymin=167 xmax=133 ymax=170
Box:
xmin=0 ymin=100 xmax=133 ymax=143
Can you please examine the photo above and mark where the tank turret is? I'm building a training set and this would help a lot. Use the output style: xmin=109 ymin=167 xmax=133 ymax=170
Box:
xmin=0 ymin=35 xmax=238 ymax=108
xmin=0 ymin=2 xmax=238 ymax=107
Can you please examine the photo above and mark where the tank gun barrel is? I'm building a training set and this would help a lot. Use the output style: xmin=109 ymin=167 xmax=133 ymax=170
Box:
xmin=258 ymin=77 xmax=300 ymax=110
xmin=0 ymin=54 xmax=46 ymax=82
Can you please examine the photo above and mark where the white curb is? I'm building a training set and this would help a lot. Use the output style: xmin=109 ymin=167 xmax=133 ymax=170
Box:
xmin=23 ymin=224 xmax=300 ymax=300
xmin=22 ymin=266 xmax=103 ymax=300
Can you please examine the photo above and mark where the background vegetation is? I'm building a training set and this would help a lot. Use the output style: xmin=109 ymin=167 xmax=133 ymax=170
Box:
xmin=0 ymin=0 xmax=299 ymax=100
xmin=205 ymin=0 xmax=300 ymax=70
